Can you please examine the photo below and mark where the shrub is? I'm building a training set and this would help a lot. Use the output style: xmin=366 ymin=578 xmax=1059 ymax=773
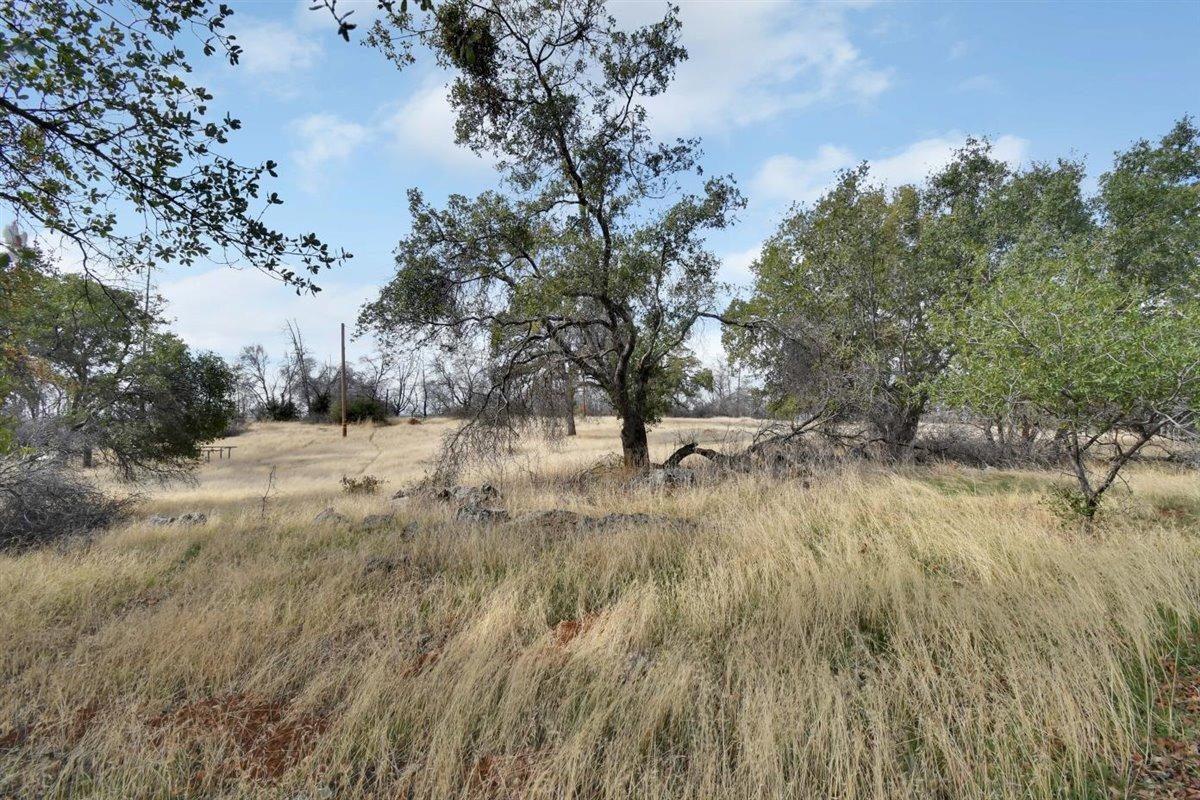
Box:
xmin=341 ymin=474 xmax=384 ymax=495
xmin=259 ymin=399 xmax=299 ymax=422
xmin=331 ymin=397 xmax=389 ymax=424
xmin=0 ymin=452 xmax=132 ymax=550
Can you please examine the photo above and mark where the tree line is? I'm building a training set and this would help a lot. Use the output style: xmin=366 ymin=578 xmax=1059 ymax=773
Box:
xmin=348 ymin=0 xmax=1198 ymax=516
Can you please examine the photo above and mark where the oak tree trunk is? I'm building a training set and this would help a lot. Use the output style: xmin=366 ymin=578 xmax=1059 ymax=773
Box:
xmin=620 ymin=411 xmax=650 ymax=469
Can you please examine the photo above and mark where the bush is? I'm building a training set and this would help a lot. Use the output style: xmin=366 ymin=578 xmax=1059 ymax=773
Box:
xmin=259 ymin=399 xmax=299 ymax=422
xmin=0 ymin=452 xmax=132 ymax=550
xmin=331 ymin=397 xmax=389 ymax=424
xmin=341 ymin=474 xmax=384 ymax=495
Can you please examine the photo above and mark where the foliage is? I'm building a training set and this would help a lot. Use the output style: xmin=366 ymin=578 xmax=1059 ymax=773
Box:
xmin=259 ymin=398 xmax=300 ymax=423
xmin=340 ymin=473 xmax=383 ymax=495
xmin=725 ymin=144 xmax=1036 ymax=454
xmin=0 ymin=0 xmax=347 ymax=288
xmin=937 ymin=258 xmax=1200 ymax=517
xmin=5 ymin=271 xmax=238 ymax=478
xmin=359 ymin=0 xmax=743 ymax=468
xmin=0 ymin=223 xmax=46 ymax=452
xmin=1098 ymin=117 xmax=1200 ymax=296
xmin=332 ymin=396 xmax=389 ymax=424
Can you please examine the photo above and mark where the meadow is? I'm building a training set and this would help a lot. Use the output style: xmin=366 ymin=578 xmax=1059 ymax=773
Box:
xmin=2 ymin=417 xmax=1200 ymax=799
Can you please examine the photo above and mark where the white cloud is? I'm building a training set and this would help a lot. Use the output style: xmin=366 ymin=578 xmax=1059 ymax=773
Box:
xmin=753 ymin=132 xmax=1031 ymax=204
xmin=718 ymin=244 xmax=763 ymax=285
xmin=615 ymin=2 xmax=892 ymax=136
xmin=380 ymin=80 xmax=493 ymax=169
xmin=159 ymin=267 xmax=376 ymax=361
xmin=291 ymin=113 xmax=373 ymax=189
xmin=232 ymin=17 xmax=323 ymax=75
xmin=286 ymin=79 xmax=490 ymax=188
xmin=872 ymin=133 xmax=1028 ymax=185
xmin=948 ymin=40 xmax=969 ymax=60
xmin=752 ymin=146 xmax=857 ymax=206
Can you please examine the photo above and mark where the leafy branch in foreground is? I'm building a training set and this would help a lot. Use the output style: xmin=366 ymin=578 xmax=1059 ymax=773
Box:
xmin=1 ymin=0 xmax=349 ymax=289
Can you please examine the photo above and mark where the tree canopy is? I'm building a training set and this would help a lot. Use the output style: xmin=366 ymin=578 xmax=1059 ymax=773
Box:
xmin=723 ymin=142 xmax=1032 ymax=454
xmin=359 ymin=0 xmax=742 ymax=468
xmin=1 ymin=0 xmax=348 ymax=289
xmin=4 ymin=268 xmax=237 ymax=477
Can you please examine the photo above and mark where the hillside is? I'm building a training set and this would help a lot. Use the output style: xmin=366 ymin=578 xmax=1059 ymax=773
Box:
xmin=3 ymin=419 xmax=1200 ymax=798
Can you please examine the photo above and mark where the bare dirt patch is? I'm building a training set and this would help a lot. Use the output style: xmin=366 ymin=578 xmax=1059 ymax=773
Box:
xmin=148 ymin=694 xmax=326 ymax=784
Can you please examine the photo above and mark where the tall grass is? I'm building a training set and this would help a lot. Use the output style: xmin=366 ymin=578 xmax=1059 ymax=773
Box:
xmin=1 ymin=422 xmax=1198 ymax=798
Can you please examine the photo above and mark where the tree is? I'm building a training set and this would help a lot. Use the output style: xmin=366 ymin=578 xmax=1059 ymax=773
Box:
xmin=725 ymin=143 xmax=1093 ymax=456
xmin=6 ymin=272 xmax=237 ymax=477
xmin=1 ymin=0 xmax=347 ymax=288
xmin=0 ymin=223 xmax=46 ymax=452
xmin=1097 ymin=117 xmax=1200 ymax=297
xmin=937 ymin=258 xmax=1200 ymax=519
xmin=725 ymin=147 xmax=1003 ymax=455
xmin=236 ymin=343 xmax=301 ymax=421
xmin=359 ymin=0 xmax=742 ymax=468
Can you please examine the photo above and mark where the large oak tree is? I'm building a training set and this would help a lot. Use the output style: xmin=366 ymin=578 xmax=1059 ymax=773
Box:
xmin=359 ymin=0 xmax=742 ymax=468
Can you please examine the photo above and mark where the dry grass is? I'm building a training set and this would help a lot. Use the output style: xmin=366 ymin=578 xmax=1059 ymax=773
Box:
xmin=3 ymin=418 xmax=1200 ymax=799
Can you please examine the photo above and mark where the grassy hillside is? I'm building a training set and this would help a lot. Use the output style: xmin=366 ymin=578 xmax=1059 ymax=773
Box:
xmin=2 ymin=419 xmax=1199 ymax=799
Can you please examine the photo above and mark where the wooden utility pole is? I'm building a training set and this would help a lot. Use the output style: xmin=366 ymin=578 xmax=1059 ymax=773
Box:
xmin=340 ymin=323 xmax=348 ymax=437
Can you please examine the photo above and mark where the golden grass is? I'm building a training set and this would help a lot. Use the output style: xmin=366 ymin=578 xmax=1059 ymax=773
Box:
xmin=3 ymin=418 xmax=1200 ymax=799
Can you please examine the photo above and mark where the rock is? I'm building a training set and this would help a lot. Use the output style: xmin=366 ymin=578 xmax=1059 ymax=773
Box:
xmin=511 ymin=509 xmax=583 ymax=533
xmin=313 ymin=507 xmax=350 ymax=525
xmin=635 ymin=467 xmax=696 ymax=490
xmin=360 ymin=512 xmax=396 ymax=530
xmin=148 ymin=512 xmax=206 ymax=526
xmin=436 ymin=484 xmax=502 ymax=506
xmin=455 ymin=504 xmax=510 ymax=525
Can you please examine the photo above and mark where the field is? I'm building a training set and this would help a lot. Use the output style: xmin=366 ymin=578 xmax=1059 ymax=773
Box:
xmin=3 ymin=417 xmax=1200 ymax=799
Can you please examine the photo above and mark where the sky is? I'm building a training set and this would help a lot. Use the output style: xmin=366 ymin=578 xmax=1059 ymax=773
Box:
xmin=139 ymin=0 xmax=1199 ymax=368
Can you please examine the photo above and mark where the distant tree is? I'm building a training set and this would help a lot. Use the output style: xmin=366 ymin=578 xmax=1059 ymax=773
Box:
xmin=359 ymin=0 xmax=743 ymax=468
xmin=937 ymin=258 xmax=1200 ymax=519
xmin=236 ymin=344 xmax=303 ymax=421
xmin=6 ymin=272 xmax=237 ymax=477
xmin=725 ymin=143 xmax=1096 ymax=456
xmin=1 ymin=0 xmax=347 ymax=288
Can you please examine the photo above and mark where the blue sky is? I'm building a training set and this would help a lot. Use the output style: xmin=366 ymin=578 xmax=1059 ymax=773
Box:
xmin=151 ymin=0 xmax=1199 ymax=366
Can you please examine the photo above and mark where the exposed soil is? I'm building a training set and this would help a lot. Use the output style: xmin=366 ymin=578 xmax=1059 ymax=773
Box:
xmin=549 ymin=612 xmax=601 ymax=648
xmin=147 ymin=693 xmax=326 ymax=784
